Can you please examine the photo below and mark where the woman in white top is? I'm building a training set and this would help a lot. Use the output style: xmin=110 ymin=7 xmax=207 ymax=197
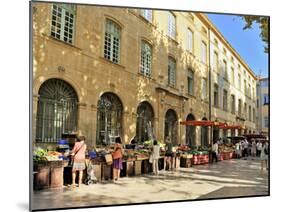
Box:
xmin=260 ymin=142 xmax=267 ymax=171
xmin=152 ymin=140 xmax=160 ymax=175
xmin=251 ymin=140 xmax=257 ymax=158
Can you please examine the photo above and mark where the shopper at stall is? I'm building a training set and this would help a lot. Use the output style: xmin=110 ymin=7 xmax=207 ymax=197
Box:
xmin=260 ymin=141 xmax=268 ymax=172
xmin=251 ymin=139 xmax=257 ymax=159
xmin=257 ymin=140 xmax=262 ymax=157
xmin=151 ymin=140 xmax=160 ymax=175
xmin=212 ymin=140 xmax=218 ymax=163
xmin=112 ymin=136 xmax=123 ymax=181
xmin=235 ymin=141 xmax=241 ymax=158
xmin=164 ymin=137 xmax=173 ymax=171
xmin=71 ymin=135 xmax=87 ymax=188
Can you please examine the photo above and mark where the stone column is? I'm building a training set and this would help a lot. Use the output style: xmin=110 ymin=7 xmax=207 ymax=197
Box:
xmin=32 ymin=94 xmax=39 ymax=144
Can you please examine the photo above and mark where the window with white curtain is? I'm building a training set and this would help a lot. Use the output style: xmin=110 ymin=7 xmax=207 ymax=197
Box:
xmin=168 ymin=12 xmax=176 ymax=39
xmin=201 ymin=78 xmax=207 ymax=100
xmin=140 ymin=9 xmax=152 ymax=22
xmin=187 ymin=28 xmax=193 ymax=53
xmin=201 ymin=41 xmax=207 ymax=64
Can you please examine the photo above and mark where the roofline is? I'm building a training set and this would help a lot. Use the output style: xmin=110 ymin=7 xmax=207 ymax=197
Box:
xmin=196 ymin=13 xmax=258 ymax=80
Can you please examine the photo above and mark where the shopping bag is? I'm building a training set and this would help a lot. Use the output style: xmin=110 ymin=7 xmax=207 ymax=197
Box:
xmin=105 ymin=154 xmax=113 ymax=165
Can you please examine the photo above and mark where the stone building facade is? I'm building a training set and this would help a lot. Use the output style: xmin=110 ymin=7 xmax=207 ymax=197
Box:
xmin=32 ymin=2 xmax=257 ymax=149
xmin=256 ymin=77 xmax=269 ymax=137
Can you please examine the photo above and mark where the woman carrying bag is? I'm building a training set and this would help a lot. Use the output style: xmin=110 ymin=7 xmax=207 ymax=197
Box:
xmin=71 ymin=136 xmax=87 ymax=188
xmin=112 ymin=136 xmax=123 ymax=181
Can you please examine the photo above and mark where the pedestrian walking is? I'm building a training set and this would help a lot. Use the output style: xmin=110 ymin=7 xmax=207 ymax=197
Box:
xmin=151 ymin=140 xmax=160 ymax=175
xmin=251 ymin=140 xmax=257 ymax=159
xmin=260 ymin=142 xmax=268 ymax=172
xmin=235 ymin=141 xmax=241 ymax=158
xmin=112 ymin=136 xmax=123 ymax=181
xmin=256 ymin=140 xmax=262 ymax=157
xmin=164 ymin=136 xmax=173 ymax=170
xmin=71 ymin=135 xmax=87 ymax=188
xmin=212 ymin=140 xmax=219 ymax=163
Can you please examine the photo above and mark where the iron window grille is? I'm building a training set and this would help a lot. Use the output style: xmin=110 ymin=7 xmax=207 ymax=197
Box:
xmin=136 ymin=102 xmax=154 ymax=143
xmin=164 ymin=109 xmax=178 ymax=145
xmin=96 ymin=93 xmax=123 ymax=146
xmin=51 ymin=4 xmax=76 ymax=44
xmin=104 ymin=19 xmax=121 ymax=64
xmin=186 ymin=114 xmax=195 ymax=147
xmin=36 ymin=79 xmax=78 ymax=143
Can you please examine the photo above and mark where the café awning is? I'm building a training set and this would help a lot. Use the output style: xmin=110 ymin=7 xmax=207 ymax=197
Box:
xmin=243 ymin=134 xmax=266 ymax=139
xmin=219 ymin=125 xmax=242 ymax=129
xmin=180 ymin=120 xmax=226 ymax=127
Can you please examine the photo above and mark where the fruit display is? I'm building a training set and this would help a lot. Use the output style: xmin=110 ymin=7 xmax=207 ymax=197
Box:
xmin=33 ymin=147 xmax=63 ymax=162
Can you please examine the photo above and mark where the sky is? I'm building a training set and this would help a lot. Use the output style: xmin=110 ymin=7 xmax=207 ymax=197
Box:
xmin=207 ymin=13 xmax=268 ymax=78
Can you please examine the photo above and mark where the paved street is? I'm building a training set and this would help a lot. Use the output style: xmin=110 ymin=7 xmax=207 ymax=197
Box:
xmin=32 ymin=158 xmax=268 ymax=210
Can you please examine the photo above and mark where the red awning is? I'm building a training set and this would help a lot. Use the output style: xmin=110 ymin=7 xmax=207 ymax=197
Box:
xmin=219 ymin=125 xmax=242 ymax=129
xmin=180 ymin=120 xmax=226 ymax=127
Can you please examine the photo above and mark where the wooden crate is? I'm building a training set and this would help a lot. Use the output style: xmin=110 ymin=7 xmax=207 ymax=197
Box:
xmin=102 ymin=164 xmax=112 ymax=180
xmin=50 ymin=167 xmax=64 ymax=188
xmin=141 ymin=159 xmax=152 ymax=174
xmin=34 ymin=165 xmax=50 ymax=190
xmin=126 ymin=161 xmax=134 ymax=177
xmin=192 ymin=155 xmax=209 ymax=165
xmin=93 ymin=164 xmax=102 ymax=182
xmin=180 ymin=157 xmax=192 ymax=168
xmin=134 ymin=160 xmax=142 ymax=175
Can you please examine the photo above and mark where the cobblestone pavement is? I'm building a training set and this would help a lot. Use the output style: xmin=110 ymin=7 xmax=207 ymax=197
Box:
xmin=32 ymin=158 xmax=268 ymax=210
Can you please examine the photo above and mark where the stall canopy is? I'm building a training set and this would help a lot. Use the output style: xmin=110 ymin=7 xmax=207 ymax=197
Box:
xmin=243 ymin=134 xmax=267 ymax=139
xmin=180 ymin=120 xmax=226 ymax=127
xmin=180 ymin=121 xmax=243 ymax=129
xmin=219 ymin=125 xmax=242 ymax=129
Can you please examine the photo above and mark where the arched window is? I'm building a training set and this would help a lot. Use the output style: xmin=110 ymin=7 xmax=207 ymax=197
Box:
xmin=136 ymin=102 xmax=154 ymax=143
xmin=96 ymin=93 xmax=123 ymax=145
xmin=201 ymin=117 xmax=209 ymax=147
xmin=36 ymin=79 xmax=78 ymax=142
xmin=186 ymin=113 xmax=196 ymax=146
xmin=104 ymin=19 xmax=121 ymax=63
xmin=164 ymin=109 xmax=178 ymax=145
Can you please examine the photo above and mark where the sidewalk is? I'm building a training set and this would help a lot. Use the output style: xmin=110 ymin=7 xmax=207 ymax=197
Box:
xmin=32 ymin=158 xmax=268 ymax=210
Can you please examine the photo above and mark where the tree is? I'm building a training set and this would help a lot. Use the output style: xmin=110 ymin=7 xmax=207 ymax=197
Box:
xmin=241 ymin=16 xmax=269 ymax=53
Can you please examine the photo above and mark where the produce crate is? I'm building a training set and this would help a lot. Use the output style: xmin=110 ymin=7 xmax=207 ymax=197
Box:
xmin=141 ymin=159 xmax=152 ymax=174
xmin=158 ymin=158 xmax=165 ymax=170
xmin=102 ymin=163 xmax=112 ymax=180
xmin=180 ymin=157 xmax=192 ymax=168
xmin=34 ymin=164 xmax=50 ymax=190
xmin=93 ymin=164 xmax=102 ymax=182
xmin=218 ymin=154 xmax=224 ymax=161
xmin=134 ymin=160 xmax=142 ymax=175
xmin=192 ymin=155 xmax=209 ymax=165
xmin=126 ymin=161 xmax=134 ymax=177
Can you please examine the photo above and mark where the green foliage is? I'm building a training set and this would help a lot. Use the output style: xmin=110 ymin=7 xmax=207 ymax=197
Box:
xmin=241 ymin=15 xmax=269 ymax=53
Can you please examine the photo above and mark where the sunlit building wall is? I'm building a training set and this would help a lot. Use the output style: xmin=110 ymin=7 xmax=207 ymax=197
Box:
xmin=32 ymin=3 xmax=257 ymax=148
